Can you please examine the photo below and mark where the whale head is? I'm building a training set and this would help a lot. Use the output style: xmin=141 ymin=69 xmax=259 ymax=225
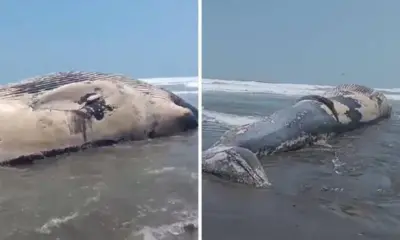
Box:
xmin=178 ymin=108 xmax=198 ymax=131
xmin=202 ymin=145 xmax=271 ymax=188
xmin=143 ymin=89 xmax=198 ymax=138
xmin=170 ymin=94 xmax=199 ymax=131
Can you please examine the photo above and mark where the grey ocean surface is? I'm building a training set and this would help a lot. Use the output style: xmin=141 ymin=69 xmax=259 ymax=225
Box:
xmin=202 ymin=79 xmax=400 ymax=240
xmin=0 ymin=77 xmax=198 ymax=240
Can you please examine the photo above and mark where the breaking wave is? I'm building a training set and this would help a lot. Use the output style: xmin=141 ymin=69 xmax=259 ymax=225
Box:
xmin=202 ymin=78 xmax=400 ymax=100
xmin=140 ymin=77 xmax=198 ymax=90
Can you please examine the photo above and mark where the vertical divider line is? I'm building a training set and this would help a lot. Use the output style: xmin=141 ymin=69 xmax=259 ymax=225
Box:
xmin=197 ymin=0 xmax=203 ymax=238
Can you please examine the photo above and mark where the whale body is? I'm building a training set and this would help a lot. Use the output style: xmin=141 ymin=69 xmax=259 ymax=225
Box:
xmin=202 ymin=84 xmax=392 ymax=187
xmin=0 ymin=71 xmax=198 ymax=165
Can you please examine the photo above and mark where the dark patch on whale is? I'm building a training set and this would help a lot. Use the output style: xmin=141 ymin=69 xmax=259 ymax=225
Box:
xmin=78 ymin=93 xmax=115 ymax=121
xmin=331 ymin=96 xmax=363 ymax=124
xmin=296 ymin=95 xmax=340 ymax=122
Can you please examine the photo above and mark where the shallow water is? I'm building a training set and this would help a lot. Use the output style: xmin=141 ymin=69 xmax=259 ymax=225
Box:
xmin=0 ymin=78 xmax=198 ymax=240
xmin=202 ymin=80 xmax=400 ymax=240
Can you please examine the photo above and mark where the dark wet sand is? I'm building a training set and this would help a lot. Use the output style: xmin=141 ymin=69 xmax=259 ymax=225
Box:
xmin=0 ymin=131 xmax=198 ymax=240
xmin=203 ymin=179 xmax=398 ymax=240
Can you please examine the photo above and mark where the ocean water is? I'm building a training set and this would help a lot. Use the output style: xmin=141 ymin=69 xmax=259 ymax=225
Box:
xmin=202 ymin=78 xmax=400 ymax=240
xmin=0 ymin=77 xmax=198 ymax=240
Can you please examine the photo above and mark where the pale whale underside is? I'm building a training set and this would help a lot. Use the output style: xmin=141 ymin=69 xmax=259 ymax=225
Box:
xmin=0 ymin=71 xmax=198 ymax=165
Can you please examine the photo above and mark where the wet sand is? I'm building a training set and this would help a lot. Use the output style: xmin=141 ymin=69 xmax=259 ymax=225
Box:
xmin=203 ymin=178 xmax=398 ymax=240
xmin=0 ymin=131 xmax=198 ymax=240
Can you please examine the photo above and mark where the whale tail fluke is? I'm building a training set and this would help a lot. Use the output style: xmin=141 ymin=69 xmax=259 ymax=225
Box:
xmin=202 ymin=145 xmax=270 ymax=188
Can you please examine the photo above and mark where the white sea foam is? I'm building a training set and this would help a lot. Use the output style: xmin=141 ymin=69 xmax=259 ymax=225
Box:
xmin=139 ymin=77 xmax=198 ymax=101
xmin=146 ymin=167 xmax=176 ymax=175
xmin=36 ymin=212 xmax=79 ymax=234
xmin=203 ymin=109 xmax=260 ymax=126
xmin=139 ymin=77 xmax=198 ymax=89
xmin=202 ymin=78 xmax=400 ymax=100
xmin=130 ymin=210 xmax=197 ymax=240
xmin=132 ymin=220 xmax=197 ymax=240
xmin=172 ymin=90 xmax=198 ymax=95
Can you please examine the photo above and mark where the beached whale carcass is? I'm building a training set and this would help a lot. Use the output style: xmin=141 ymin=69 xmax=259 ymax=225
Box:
xmin=0 ymin=71 xmax=198 ymax=165
xmin=202 ymin=84 xmax=392 ymax=187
